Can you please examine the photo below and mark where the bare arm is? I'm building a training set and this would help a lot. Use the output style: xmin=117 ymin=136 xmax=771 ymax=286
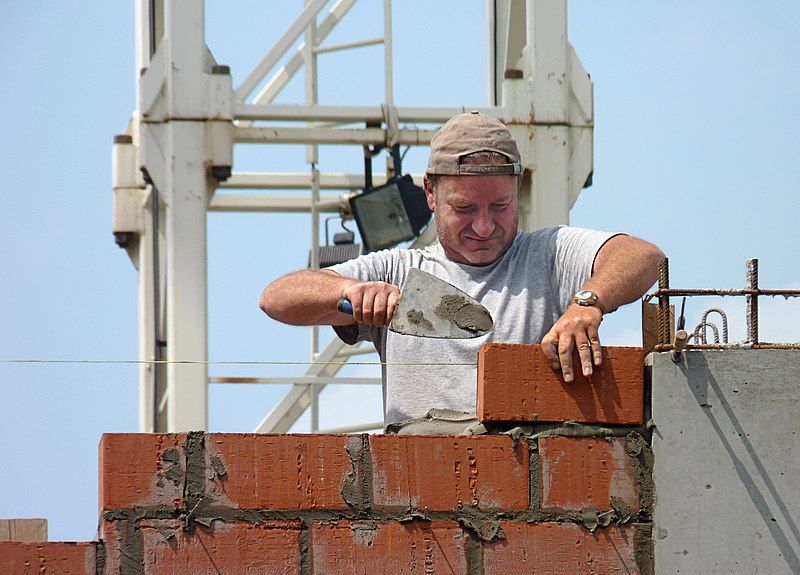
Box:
xmin=541 ymin=234 xmax=665 ymax=381
xmin=259 ymin=269 xmax=401 ymax=327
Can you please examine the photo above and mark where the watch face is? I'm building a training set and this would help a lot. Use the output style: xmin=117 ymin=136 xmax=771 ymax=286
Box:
xmin=575 ymin=290 xmax=598 ymax=305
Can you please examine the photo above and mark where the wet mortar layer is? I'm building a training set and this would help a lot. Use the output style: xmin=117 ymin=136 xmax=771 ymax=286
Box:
xmin=635 ymin=523 xmax=655 ymax=575
xmin=434 ymin=295 xmax=493 ymax=332
xmin=299 ymin=518 xmax=312 ymax=575
xmin=625 ymin=432 xmax=655 ymax=521
xmin=405 ymin=309 xmax=434 ymax=332
xmin=95 ymin=539 xmax=106 ymax=575
xmin=465 ymin=531 xmax=483 ymax=575
xmin=118 ymin=515 xmax=143 ymax=575
xmin=341 ymin=434 xmax=373 ymax=513
xmin=529 ymin=440 xmax=542 ymax=512
xmin=183 ymin=431 xmax=205 ymax=521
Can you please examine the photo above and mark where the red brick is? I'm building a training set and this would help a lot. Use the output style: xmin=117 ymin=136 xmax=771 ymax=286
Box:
xmin=141 ymin=519 xmax=301 ymax=575
xmin=0 ymin=541 xmax=96 ymax=574
xmin=312 ymin=520 xmax=468 ymax=574
xmin=484 ymin=522 xmax=640 ymax=574
xmin=477 ymin=344 xmax=644 ymax=424
xmin=204 ymin=433 xmax=351 ymax=509
xmin=370 ymin=435 xmax=529 ymax=511
xmin=539 ymin=437 xmax=639 ymax=513
xmin=99 ymin=433 xmax=186 ymax=511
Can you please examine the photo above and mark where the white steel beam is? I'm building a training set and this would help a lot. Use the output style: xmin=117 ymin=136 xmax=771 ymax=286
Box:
xmin=138 ymin=190 xmax=156 ymax=432
xmin=218 ymin=171 xmax=423 ymax=190
xmin=163 ymin=122 xmax=209 ymax=431
xmin=153 ymin=0 xmax=210 ymax=431
xmin=235 ymin=103 xmax=500 ymax=123
xmin=234 ymin=126 xmax=437 ymax=146
xmin=209 ymin=194 xmax=347 ymax=213
xmin=234 ymin=0 xmax=329 ymax=102
xmin=314 ymin=37 xmax=383 ymax=55
xmin=253 ymin=0 xmax=358 ymax=106
xmin=209 ymin=376 xmax=381 ymax=385
xmin=500 ymin=0 xmax=593 ymax=231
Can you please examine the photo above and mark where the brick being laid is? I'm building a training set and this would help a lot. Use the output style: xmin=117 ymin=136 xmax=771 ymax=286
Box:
xmin=477 ymin=344 xmax=645 ymax=424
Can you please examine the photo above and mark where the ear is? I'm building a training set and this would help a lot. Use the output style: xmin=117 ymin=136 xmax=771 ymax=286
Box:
xmin=423 ymin=175 xmax=436 ymax=212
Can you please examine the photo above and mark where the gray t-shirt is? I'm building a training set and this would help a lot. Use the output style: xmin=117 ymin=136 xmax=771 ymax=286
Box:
xmin=329 ymin=226 xmax=617 ymax=425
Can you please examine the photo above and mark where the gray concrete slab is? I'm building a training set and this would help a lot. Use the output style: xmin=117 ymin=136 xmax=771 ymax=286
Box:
xmin=652 ymin=350 xmax=800 ymax=575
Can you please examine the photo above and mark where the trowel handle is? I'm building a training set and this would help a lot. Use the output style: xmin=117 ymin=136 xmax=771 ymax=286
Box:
xmin=337 ymin=298 xmax=353 ymax=315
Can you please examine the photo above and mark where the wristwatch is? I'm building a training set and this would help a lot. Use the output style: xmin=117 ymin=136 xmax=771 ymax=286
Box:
xmin=573 ymin=290 xmax=604 ymax=312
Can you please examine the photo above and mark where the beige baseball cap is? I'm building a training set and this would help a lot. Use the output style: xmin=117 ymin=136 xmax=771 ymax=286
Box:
xmin=426 ymin=111 xmax=522 ymax=176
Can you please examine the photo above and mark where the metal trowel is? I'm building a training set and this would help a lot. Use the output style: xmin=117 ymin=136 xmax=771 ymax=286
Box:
xmin=336 ymin=268 xmax=493 ymax=338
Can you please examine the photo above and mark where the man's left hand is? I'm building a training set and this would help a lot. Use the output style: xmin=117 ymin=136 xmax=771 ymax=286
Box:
xmin=541 ymin=304 xmax=603 ymax=382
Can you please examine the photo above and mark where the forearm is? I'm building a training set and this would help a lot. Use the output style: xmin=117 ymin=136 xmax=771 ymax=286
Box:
xmin=260 ymin=270 xmax=358 ymax=326
xmin=584 ymin=234 xmax=665 ymax=313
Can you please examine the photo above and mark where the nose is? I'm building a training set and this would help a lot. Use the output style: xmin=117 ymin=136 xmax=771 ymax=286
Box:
xmin=471 ymin=210 xmax=495 ymax=238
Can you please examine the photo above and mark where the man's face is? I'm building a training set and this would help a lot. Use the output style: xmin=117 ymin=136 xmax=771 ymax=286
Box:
xmin=424 ymin=173 xmax=519 ymax=266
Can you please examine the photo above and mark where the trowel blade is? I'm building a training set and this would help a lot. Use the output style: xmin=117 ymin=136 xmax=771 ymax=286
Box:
xmin=389 ymin=268 xmax=493 ymax=339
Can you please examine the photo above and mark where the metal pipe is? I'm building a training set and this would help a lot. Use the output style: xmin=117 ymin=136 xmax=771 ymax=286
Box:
xmin=384 ymin=0 xmax=393 ymax=107
xmin=209 ymin=376 xmax=382 ymax=385
xmin=649 ymin=288 xmax=800 ymax=297
xmin=671 ymin=329 xmax=688 ymax=362
xmin=313 ymin=37 xmax=383 ymax=54
xmin=319 ymin=422 xmax=384 ymax=434
xmin=654 ymin=343 xmax=800 ymax=351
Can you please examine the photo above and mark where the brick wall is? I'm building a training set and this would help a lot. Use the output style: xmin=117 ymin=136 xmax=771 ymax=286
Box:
xmin=1 ymin=344 xmax=651 ymax=574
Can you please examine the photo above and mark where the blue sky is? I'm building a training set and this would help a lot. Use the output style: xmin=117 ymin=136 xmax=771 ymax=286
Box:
xmin=1 ymin=1 xmax=799 ymax=542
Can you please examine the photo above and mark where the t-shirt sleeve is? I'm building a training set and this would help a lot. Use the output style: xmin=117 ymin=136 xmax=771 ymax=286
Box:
xmin=550 ymin=226 xmax=622 ymax=314
xmin=327 ymin=250 xmax=397 ymax=345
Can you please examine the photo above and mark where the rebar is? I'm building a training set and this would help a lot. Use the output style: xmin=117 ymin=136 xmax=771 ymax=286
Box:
xmin=746 ymin=259 xmax=759 ymax=344
xmin=658 ymin=258 xmax=670 ymax=345
xmin=697 ymin=308 xmax=729 ymax=344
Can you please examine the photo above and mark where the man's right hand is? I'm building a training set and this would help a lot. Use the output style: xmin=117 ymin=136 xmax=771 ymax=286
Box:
xmin=340 ymin=281 xmax=401 ymax=327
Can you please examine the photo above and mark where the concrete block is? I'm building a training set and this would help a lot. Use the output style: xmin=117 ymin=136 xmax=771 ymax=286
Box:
xmin=652 ymin=350 xmax=800 ymax=574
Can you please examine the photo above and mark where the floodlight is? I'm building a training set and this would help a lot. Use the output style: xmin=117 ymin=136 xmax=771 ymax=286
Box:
xmin=309 ymin=221 xmax=363 ymax=268
xmin=349 ymin=145 xmax=432 ymax=252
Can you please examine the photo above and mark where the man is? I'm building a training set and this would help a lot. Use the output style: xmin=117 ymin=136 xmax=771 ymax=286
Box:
xmin=261 ymin=112 xmax=664 ymax=431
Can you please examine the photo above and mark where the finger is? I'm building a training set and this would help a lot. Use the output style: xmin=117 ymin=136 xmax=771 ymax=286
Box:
xmin=541 ymin=330 xmax=561 ymax=370
xmin=575 ymin=336 xmax=593 ymax=377
xmin=372 ymin=292 xmax=388 ymax=327
xmin=558 ymin=335 xmax=576 ymax=382
xmin=361 ymin=291 xmax=374 ymax=325
xmin=349 ymin=292 xmax=364 ymax=324
xmin=588 ymin=325 xmax=602 ymax=366
xmin=385 ymin=290 xmax=401 ymax=324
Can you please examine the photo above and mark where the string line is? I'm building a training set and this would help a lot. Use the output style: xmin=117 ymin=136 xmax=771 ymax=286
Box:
xmin=0 ymin=359 xmax=477 ymax=367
